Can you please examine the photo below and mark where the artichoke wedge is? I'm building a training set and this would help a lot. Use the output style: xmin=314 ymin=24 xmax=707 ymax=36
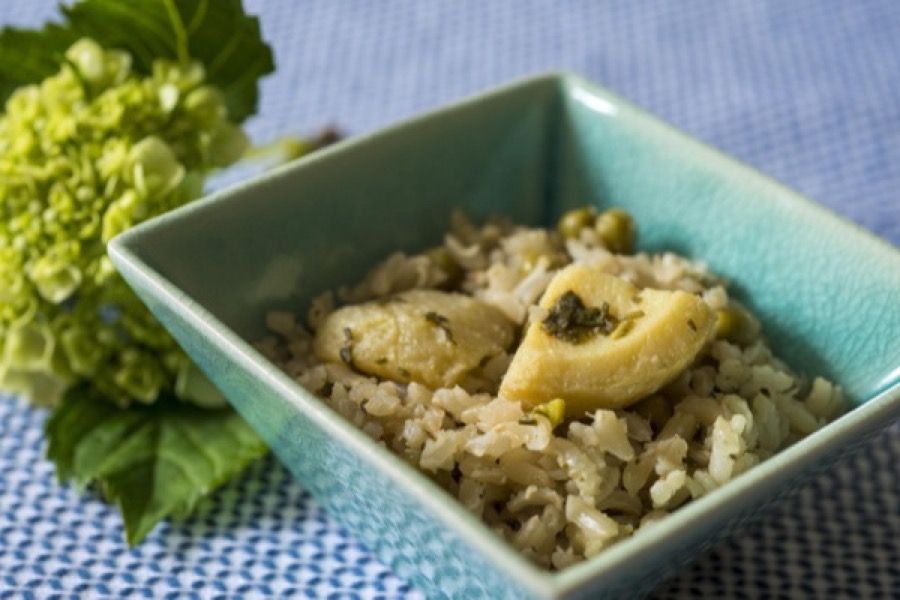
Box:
xmin=500 ymin=265 xmax=715 ymax=417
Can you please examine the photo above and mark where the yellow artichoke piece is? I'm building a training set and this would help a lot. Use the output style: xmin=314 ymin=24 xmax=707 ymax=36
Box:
xmin=499 ymin=265 xmax=715 ymax=417
xmin=314 ymin=289 xmax=515 ymax=388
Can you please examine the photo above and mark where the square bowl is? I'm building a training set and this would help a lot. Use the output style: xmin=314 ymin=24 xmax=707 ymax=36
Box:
xmin=108 ymin=73 xmax=900 ymax=599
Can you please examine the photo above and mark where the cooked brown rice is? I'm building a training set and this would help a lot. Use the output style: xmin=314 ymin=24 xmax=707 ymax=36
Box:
xmin=254 ymin=210 xmax=844 ymax=569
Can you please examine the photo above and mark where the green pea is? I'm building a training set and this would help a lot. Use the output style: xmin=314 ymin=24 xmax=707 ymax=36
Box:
xmin=595 ymin=208 xmax=636 ymax=254
xmin=519 ymin=248 xmax=562 ymax=274
xmin=715 ymin=306 xmax=759 ymax=345
xmin=557 ymin=207 xmax=596 ymax=239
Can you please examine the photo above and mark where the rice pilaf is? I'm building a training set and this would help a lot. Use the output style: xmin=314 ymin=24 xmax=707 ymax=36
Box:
xmin=255 ymin=209 xmax=844 ymax=569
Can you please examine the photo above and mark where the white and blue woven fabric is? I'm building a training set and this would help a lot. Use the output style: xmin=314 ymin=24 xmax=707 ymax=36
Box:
xmin=1 ymin=2 xmax=898 ymax=598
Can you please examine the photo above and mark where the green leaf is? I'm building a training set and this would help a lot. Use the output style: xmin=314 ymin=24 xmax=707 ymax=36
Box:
xmin=46 ymin=385 xmax=268 ymax=545
xmin=0 ymin=0 xmax=274 ymax=121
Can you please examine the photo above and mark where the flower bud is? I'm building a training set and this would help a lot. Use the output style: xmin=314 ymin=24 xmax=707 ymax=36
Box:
xmin=127 ymin=136 xmax=185 ymax=197
xmin=183 ymin=85 xmax=226 ymax=127
xmin=26 ymin=244 xmax=83 ymax=304
xmin=207 ymin=121 xmax=249 ymax=167
xmin=65 ymin=38 xmax=106 ymax=85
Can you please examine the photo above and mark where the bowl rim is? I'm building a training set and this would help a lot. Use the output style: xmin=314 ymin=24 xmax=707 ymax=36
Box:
xmin=109 ymin=71 xmax=900 ymax=598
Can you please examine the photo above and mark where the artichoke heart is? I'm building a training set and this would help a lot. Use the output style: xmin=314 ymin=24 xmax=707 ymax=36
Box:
xmin=499 ymin=265 xmax=715 ymax=417
xmin=314 ymin=289 xmax=515 ymax=388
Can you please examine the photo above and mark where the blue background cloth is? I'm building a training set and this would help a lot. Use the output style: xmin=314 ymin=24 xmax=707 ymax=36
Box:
xmin=1 ymin=1 xmax=898 ymax=598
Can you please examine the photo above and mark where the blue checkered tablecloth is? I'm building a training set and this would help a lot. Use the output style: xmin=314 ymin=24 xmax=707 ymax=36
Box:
xmin=1 ymin=2 xmax=898 ymax=598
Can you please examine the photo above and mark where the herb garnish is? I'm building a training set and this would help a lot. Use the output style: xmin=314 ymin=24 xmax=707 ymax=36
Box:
xmin=425 ymin=311 xmax=456 ymax=344
xmin=541 ymin=291 xmax=618 ymax=344
xmin=340 ymin=327 xmax=355 ymax=366
xmin=687 ymin=319 xmax=697 ymax=332
xmin=610 ymin=319 xmax=635 ymax=340
xmin=610 ymin=309 xmax=646 ymax=340
xmin=519 ymin=398 xmax=566 ymax=429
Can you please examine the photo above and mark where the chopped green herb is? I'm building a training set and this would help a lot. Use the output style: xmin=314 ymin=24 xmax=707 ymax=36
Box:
xmin=518 ymin=417 xmax=538 ymax=426
xmin=425 ymin=311 xmax=456 ymax=344
xmin=340 ymin=327 xmax=354 ymax=366
xmin=425 ymin=311 xmax=448 ymax=325
xmin=375 ymin=357 xmax=388 ymax=365
xmin=610 ymin=319 xmax=635 ymax=340
xmin=541 ymin=290 xmax=618 ymax=344
xmin=687 ymin=319 xmax=697 ymax=332
xmin=609 ymin=309 xmax=644 ymax=340
xmin=532 ymin=398 xmax=566 ymax=429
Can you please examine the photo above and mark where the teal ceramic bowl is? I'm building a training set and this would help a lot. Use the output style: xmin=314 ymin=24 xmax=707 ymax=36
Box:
xmin=109 ymin=73 xmax=900 ymax=600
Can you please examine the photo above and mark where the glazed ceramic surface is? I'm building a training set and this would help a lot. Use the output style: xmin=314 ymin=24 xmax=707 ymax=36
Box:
xmin=109 ymin=73 xmax=900 ymax=599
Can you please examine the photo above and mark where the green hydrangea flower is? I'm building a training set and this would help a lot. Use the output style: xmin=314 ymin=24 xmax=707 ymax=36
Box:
xmin=0 ymin=38 xmax=250 ymax=407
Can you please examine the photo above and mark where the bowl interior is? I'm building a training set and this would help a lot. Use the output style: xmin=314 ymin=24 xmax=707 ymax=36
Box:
xmin=112 ymin=73 xmax=900 ymax=599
